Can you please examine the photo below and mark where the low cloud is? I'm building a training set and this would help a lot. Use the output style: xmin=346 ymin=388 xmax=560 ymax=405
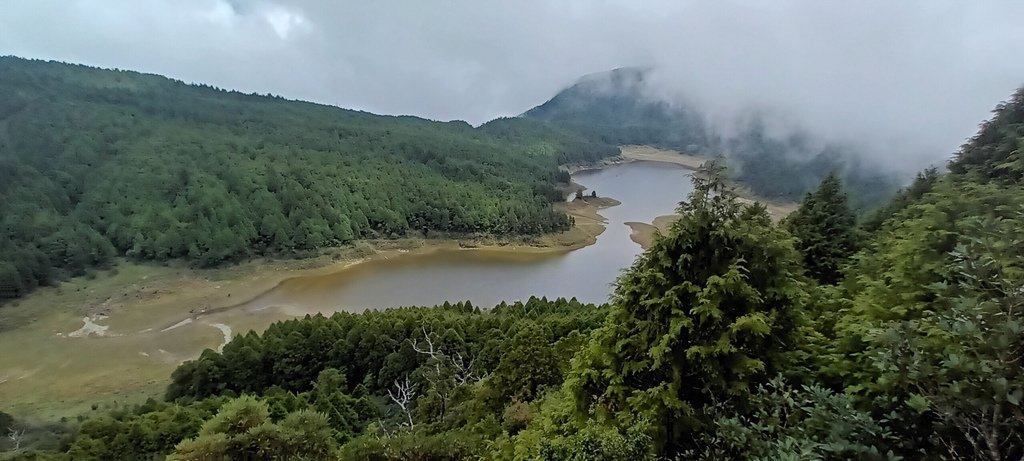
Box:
xmin=2 ymin=0 xmax=1022 ymax=170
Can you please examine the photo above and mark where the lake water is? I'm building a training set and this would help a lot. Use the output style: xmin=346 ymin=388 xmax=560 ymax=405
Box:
xmin=242 ymin=161 xmax=694 ymax=312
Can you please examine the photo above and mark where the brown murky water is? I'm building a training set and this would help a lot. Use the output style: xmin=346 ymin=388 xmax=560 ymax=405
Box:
xmin=242 ymin=161 xmax=694 ymax=312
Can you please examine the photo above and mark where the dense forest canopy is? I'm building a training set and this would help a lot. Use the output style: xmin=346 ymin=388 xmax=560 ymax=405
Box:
xmin=0 ymin=57 xmax=618 ymax=301
xmin=523 ymin=67 xmax=903 ymax=207
xmin=8 ymin=86 xmax=1024 ymax=460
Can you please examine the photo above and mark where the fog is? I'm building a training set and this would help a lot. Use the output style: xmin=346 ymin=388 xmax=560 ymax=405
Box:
xmin=2 ymin=0 xmax=1023 ymax=169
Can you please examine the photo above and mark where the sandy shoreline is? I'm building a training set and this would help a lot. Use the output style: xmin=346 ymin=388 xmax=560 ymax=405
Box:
xmin=619 ymin=146 xmax=798 ymax=219
xmin=626 ymin=214 xmax=680 ymax=249
xmin=615 ymin=146 xmax=797 ymax=248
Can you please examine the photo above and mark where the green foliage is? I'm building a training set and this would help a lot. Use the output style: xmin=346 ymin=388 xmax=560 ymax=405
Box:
xmin=949 ymin=87 xmax=1024 ymax=183
xmin=66 ymin=397 xmax=226 ymax=460
xmin=167 ymin=297 xmax=605 ymax=401
xmin=339 ymin=427 xmax=489 ymax=461
xmin=309 ymin=368 xmax=376 ymax=442
xmin=857 ymin=213 xmax=1024 ymax=459
xmin=476 ymin=116 xmax=621 ymax=166
xmin=820 ymin=87 xmax=1024 ymax=459
xmin=860 ymin=167 xmax=940 ymax=233
xmin=0 ymin=57 xmax=618 ymax=301
xmin=785 ymin=172 xmax=861 ymax=284
xmin=565 ymin=163 xmax=808 ymax=454
xmin=689 ymin=377 xmax=894 ymax=460
xmin=496 ymin=389 xmax=656 ymax=461
xmin=487 ymin=320 xmax=561 ymax=405
xmin=830 ymin=180 xmax=1024 ymax=416
xmin=168 ymin=396 xmax=339 ymax=461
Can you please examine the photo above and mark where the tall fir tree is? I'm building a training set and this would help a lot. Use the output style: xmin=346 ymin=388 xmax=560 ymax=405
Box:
xmin=565 ymin=162 xmax=808 ymax=455
xmin=786 ymin=172 xmax=860 ymax=284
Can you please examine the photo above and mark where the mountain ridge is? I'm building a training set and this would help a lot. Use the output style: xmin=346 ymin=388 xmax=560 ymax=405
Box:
xmin=522 ymin=66 xmax=903 ymax=206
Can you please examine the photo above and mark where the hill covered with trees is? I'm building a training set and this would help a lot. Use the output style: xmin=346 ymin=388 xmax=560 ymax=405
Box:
xmin=524 ymin=67 xmax=903 ymax=207
xmin=0 ymin=57 xmax=618 ymax=301
xmin=8 ymin=87 xmax=1024 ymax=460
xmin=524 ymin=67 xmax=713 ymax=152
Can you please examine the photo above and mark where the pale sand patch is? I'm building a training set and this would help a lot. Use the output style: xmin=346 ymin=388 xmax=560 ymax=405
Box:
xmin=207 ymin=323 xmax=233 ymax=352
xmin=160 ymin=318 xmax=193 ymax=332
xmin=619 ymin=145 xmax=706 ymax=170
xmin=67 ymin=316 xmax=111 ymax=338
xmin=626 ymin=214 xmax=679 ymax=248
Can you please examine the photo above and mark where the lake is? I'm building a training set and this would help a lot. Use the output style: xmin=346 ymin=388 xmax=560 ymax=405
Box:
xmin=241 ymin=161 xmax=694 ymax=312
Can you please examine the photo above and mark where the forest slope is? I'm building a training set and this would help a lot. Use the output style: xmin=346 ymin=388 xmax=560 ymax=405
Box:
xmin=0 ymin=57 xmax=618 ymax=301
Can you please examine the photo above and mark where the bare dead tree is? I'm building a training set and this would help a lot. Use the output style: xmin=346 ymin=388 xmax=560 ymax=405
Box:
xmin=411 ymin=326 xmax=445 ymax=379
xmin=387 ymin=376 xmax=416 ymax=430
xmin=7 ymin=427 xmax=25 ymax=452
xmin=376 ymin=419 xmax=394 ymax=439
xmin=449 ymin=350 xmax=479 ymax=386
xmin=409 ymin=327 xmax=487 ymax=418
xmin=410 ymin=327 xmax=483 ymax=386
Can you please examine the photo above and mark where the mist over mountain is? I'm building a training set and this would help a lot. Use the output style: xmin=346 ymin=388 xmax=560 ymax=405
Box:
xmin=525 ymin=67 xmax=905 ymax=206
xmin=524 ymin=68 xmax=712 ymax=151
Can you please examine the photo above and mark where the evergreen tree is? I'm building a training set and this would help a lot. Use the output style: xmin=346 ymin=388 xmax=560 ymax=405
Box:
xmin=785 ymin=172 xmax=860 ymax=284
xmin=565 ymin=162 xmax=808 ymax=455
xmin=169 ymin=396 xmax=339 ymax=461
xmin=488 ymin=320 xmax=560 ymax=405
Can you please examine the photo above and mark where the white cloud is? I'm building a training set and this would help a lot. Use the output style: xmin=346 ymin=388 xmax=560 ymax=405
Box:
xmin=263 ymin=5 xmax=307 ymax=40
xmin=1 ymin=0 xmax=1022 ymax=171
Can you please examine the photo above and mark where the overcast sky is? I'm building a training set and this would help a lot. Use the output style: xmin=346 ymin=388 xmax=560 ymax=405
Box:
xmin=2 ymin=1 xmax=1023 ymax=167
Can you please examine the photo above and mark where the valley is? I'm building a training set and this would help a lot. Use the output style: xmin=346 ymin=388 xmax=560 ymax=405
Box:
xmin=2 ymin=44 xmax=1020 ymax=459
xmin=0 ymin=153 xmax=733 ymax=421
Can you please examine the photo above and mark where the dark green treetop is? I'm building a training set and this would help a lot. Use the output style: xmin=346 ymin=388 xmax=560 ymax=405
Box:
xmin=785 ymin=172 xmax=860 ymax=284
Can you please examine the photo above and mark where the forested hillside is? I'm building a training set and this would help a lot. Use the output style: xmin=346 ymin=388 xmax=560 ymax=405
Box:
xmin=0 ymin=57 xmax=618 ymax=301
xmin=9 ymin=87 xmax=1024 ymax=460
xmin=524 ymin=67 xmax=712 ymax=151
xmin=524 ymin=67 xmax=902 ymax=207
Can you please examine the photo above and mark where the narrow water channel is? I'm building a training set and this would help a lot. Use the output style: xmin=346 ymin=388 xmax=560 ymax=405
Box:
xmin=243 ymin=161 xmax=694 ymax=312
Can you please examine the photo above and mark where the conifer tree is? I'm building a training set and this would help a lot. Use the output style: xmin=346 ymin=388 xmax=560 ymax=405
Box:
xmin=785 ymin=172 xmax=859 ymax=284
xmin=566 ymin=161 xmax=807 ymax=455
